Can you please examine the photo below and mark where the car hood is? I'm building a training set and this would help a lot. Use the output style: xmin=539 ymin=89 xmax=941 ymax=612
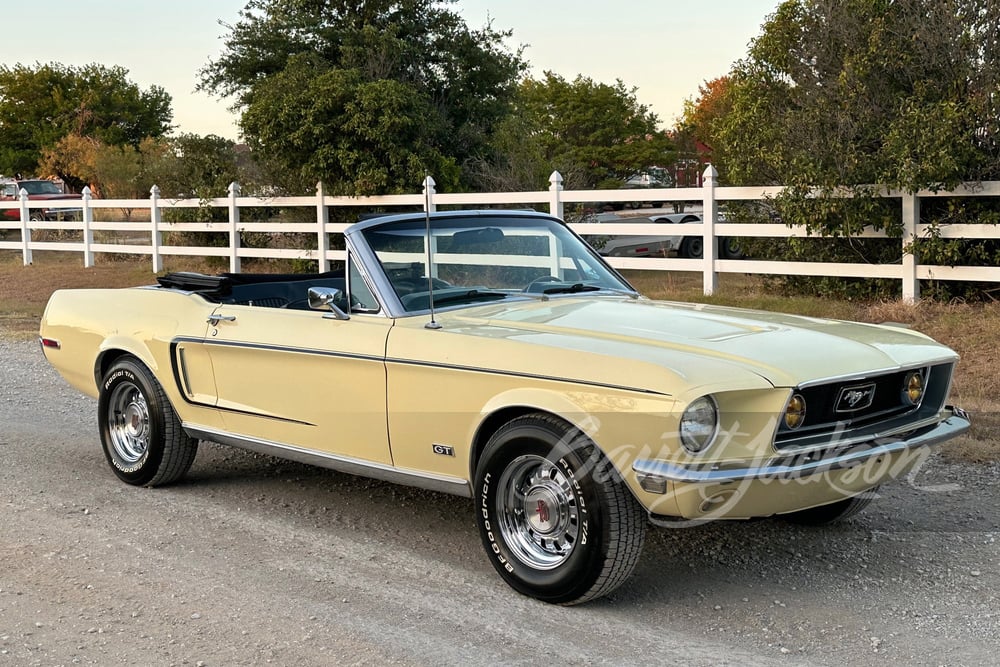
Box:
xmin=429 ymin=296 xmax=958 ymax=391
xmin=28 ymin=193 xmax=82 ymax=201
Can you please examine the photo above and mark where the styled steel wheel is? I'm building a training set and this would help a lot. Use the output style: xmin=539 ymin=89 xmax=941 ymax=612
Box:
xmin=495 ymin=455 xmax=580 ymax=570
xmin=106 ymin=381 xmax=152 ymax=465
xmin=474 ymin=413 xmax=646 ymax=605
xmin=98 ymin=357 xmax=198 ymax=486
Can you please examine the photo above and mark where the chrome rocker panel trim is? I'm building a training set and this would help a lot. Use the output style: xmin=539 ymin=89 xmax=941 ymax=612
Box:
xmin=632 ymin=407 xmax=971 ymax=484
xmin=184 ymin=424 xmax=472 ymax=498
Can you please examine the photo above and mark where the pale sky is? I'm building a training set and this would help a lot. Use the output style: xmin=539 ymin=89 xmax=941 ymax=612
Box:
xmin=0 ymin=0 xmax=777 ymax=141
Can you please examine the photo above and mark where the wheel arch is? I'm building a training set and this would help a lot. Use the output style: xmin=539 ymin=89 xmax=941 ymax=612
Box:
xmin=93 ymin=338 xmax=157 ymax=388
xmin=468 ymin=389 xmax=616 ymax=485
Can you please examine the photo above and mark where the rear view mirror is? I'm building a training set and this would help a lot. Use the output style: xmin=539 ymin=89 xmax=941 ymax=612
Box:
xmin=308 ymin=287 xmax=350 ymax=320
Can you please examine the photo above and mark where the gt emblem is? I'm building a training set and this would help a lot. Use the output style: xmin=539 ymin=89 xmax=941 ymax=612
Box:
xmin=432 ymin=443 xmax=455 ymax=457
xmin=836 ymin=383 xmax=876 ymax=412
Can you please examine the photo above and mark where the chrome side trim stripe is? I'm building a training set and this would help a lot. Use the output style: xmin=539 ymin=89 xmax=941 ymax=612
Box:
xmin=183 ymin=424 xmax=472 ymax=498
xmin=169 ymin=336 xmax=667 ymax=397
xmin=384 ymin=357 xmax=669 ymax=396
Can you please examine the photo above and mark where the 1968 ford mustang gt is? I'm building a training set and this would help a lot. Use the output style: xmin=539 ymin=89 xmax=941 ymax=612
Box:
xmin=40 ymin=210 xmax=970 ymax=604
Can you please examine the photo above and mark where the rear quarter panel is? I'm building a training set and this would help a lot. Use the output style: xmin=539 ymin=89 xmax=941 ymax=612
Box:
xmin=40 ymin=288 xmax=218 ymax=425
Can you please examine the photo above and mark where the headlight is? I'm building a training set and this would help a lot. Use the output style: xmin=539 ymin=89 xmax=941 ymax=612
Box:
xmin=784 ymin=393 xmax=807 ymax=430
xmin=679 ymin=395 xmax=719 ymax=453
xmin=903 ymin=370 xmax=924 ymax=405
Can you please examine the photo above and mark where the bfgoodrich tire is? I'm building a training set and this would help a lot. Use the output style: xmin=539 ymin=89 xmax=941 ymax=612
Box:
xmin=98 ymin=357 xmax=198 ymax=487
xmin=474 ymin=414 xmax=646 ymax=604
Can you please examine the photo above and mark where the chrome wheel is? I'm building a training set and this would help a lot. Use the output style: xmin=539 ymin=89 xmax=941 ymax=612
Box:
xmin=106 ymin=381 xmax=150 ymax=464
xmin=496 ymin=454 xmax=580 ymax=570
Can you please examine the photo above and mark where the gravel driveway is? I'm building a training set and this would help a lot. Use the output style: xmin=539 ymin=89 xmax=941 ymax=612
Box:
xmin=1 ymin=336 xmax=997 ymax=666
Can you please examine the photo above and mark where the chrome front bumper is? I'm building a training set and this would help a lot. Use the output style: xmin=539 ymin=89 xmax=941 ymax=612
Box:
xmin=633 ymin=407 xmax=971 ymax=486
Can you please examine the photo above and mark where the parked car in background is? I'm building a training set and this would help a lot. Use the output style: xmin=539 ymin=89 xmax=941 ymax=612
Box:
xmin=0 ymin=178 xmax=82 ymax=220
xmin=584 ymin=212 xmax=744 ymax=259
xmin=39 ymin=209 xmax=969 ymax=604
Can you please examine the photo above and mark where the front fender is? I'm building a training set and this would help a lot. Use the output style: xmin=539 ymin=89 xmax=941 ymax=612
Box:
xmin=471 ymin=385 xmax=679 ymax=486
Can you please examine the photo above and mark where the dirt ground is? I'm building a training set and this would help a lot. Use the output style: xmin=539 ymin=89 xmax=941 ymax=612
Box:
xmin=1 ymin=335 xmax=997 ymax=666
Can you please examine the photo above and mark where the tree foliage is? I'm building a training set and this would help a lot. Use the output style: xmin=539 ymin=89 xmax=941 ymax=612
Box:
xmin=199 ymin=0 xmax=525 ymax=195
xmin=711 ymin=0 xmax=1000 ymax=194
xmin=477 ymin=72 xmax=673 ymax=191
xmin=0 ymin=63 xmax=172 ymax=179
xmin=675 ymin=76 xmax=731 ymax=156
xmin=703 ymin=0 xmax=1000 ymax=298
xmin=39 ymin=133 xmax=244 ymax=203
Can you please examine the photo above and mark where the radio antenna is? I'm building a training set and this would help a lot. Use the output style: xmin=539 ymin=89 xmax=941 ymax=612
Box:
xmin=423 ymin=175 xmax=441 ymax=330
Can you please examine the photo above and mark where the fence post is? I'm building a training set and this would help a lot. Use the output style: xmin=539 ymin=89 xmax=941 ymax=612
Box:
xmin=316 ymin=181 xmax=330 ymax=273
xmin=901 ymin=193 xmax=920 ymax=303
xmin=423 ymin=176 xmax=436 ymax=212
xmin=150 ymin=185 xmax=163 ymax=273
xmin=82 ymin=187 xmax=94 ymax=268
xmin=549 ymin=171 xmax=564 ymax=219
xmin=17 ymin=188 xmax=32 ymax=265
xmin=701 ymin=164 xmax=719 ymax=295
xmin=228 ymin=181 xmax=241 ymax=273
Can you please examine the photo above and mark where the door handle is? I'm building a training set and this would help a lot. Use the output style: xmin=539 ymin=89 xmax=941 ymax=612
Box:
xmin=207 ymin=314 xmax=237 ymax=325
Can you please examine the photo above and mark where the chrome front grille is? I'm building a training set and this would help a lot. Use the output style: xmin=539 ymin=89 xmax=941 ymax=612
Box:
xmin=774 ymin=362 xmax=955 ymax=450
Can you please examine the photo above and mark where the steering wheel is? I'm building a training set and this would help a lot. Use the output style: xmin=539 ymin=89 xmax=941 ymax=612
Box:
xmin=524 ymin=276 xmax=562 ymax=293
xmin=393 ymin=277 xmax=452 ymax=296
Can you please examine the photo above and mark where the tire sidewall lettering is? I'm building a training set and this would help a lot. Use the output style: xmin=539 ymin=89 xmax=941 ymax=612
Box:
xmin=104 ymin=368 xmax=149 ymax=474
xmin=103 ymin=368 xmax=135 ymax=392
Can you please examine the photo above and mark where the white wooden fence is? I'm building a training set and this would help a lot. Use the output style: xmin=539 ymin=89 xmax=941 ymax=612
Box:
xmin=3 ymin=166 xmax=1000 ymax=303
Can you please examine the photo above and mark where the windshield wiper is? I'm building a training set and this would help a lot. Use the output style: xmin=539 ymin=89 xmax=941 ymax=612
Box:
xmin=542 ymin=283 xmax=599 ymax=295
xmin=542 ymin=283 xmax=640 ymax=299
xmin=431 ymin=289 xmax=509 ymax=306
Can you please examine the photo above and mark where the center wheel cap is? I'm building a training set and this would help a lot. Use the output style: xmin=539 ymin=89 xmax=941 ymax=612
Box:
xmin=125 ymin=404 xmax=144 ymax=437
xmin=525 ymin=487 xmax=560 ymax=534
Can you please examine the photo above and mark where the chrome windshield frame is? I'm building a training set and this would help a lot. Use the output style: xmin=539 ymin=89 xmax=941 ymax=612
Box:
xmin=344 ymin=210 xmax=639 ymax=319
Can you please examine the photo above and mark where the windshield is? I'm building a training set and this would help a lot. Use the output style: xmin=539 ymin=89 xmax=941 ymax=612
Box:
xmin=18 ymin=180 xmax=62 ymax=195
xmin=361 ymin=214 xmax=636 ymax=313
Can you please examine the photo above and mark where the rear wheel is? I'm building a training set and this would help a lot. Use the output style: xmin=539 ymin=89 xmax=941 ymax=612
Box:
xmin=474 ymin=414 xmax=646 ymax=604
xmin=782 ymin=489 xmax=878 ymax=525
xmin=720 ymin=236 xmax=744 ymax=259
xmin=98 ymin=357 xmax=198 ymax=486
xmin=680 ymin=236 xmax=744 ymax=259
xmin=679 ymin=236 xmax=704 ymax=258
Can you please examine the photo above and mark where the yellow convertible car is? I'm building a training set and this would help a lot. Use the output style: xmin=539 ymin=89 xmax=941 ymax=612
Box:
xmin=40 ymin=210 xmax=970 ymax=604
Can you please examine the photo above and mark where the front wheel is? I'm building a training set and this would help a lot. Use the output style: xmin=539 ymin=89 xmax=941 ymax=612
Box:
xmin=474 ymin=414 xmax=646 ymax=604
xmin=98 ymin=357 xmax=198 ymax=486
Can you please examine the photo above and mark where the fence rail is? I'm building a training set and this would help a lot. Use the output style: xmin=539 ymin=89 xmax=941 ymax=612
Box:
xmin=3 ymin=167 xmax=1000 ymax=303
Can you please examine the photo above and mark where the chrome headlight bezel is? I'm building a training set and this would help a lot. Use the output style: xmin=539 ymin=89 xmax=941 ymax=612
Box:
xmin=679 ymin=395 xmax=719 ymax=454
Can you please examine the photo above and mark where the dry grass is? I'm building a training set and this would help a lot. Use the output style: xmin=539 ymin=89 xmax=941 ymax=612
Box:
xmin=4 ymin=253 xmax=996 ymax=462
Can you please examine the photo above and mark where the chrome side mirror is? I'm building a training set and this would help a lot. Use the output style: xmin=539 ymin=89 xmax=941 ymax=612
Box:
xmin=308 ymin=286 xmax=350 ymax=320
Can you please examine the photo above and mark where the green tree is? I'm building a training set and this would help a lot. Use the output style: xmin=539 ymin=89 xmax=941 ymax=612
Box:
xmin=148 ymin=133 xmax=244 ymax=199
xmin=0 ymin=63 xmax=172 ymax=180
xmin=707 ymin=0 xmax=1000 ymax=298
xmin=39 ymin=133 xmax=244 ymax=203
xmin=482 ymin=72 xmax=673 ymax=191
xmin=198 ymin=0 xmax=525 ymax=195
xmin=712 ymin=0 xmax=999 ymax=194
